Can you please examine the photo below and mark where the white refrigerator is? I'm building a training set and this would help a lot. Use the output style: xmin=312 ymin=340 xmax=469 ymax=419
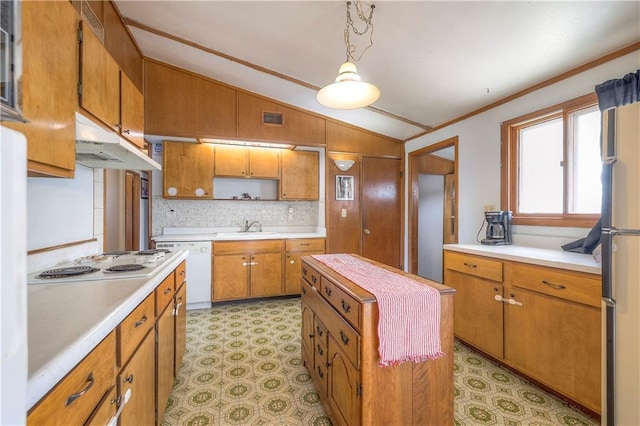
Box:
xmin=601 ymin=100 xmax=640 ymax=426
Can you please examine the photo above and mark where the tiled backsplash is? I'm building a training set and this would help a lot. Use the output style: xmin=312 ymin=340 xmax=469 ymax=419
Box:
xmin=152 ymin=197 xmax=320 ymax=236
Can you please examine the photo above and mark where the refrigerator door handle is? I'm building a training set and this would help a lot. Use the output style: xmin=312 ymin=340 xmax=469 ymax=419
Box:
xmin=602 ymin=108 xmax=617 ymax=165
xmin=603 ymin=227 xmax=640 ymax=236
xmin=602 ymin=297 xmax=616 ymax=307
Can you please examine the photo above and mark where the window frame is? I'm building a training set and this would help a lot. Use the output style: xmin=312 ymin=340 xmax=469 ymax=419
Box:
xmin=501 ymin=93 xmax=600 ymax=228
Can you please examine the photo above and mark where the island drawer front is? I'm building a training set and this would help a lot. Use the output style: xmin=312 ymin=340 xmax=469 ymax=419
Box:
xmin=286 ymin=239 xmax=325 ymax=253
xmin=27 ymin=332 xmax=116 ymax=426
xmin=445 ymin=251 xmax=503 ymax=282
xmin=155 ymin=272 xmax=176 ymax=314
xmin=509 ymin=263 xmax=601 ymax=307
xmin=118 ymin=294 xmax=155 ymax=366
xmin=323 ymin=305 xmax=360 ymax=369
xmin=213 ymin=240 xmax=282 ymax=255
xmin=321 ymin=277 xmax=361 ymax=331
xmin=302 ymin=263 xmax=321 ymax=289
xmin=176 ymin=260 xmax=187 ymax=285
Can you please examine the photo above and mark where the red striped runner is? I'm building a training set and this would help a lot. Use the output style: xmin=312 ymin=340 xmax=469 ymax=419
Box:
xmin=311 ymin=254 xmax=444 ymax=366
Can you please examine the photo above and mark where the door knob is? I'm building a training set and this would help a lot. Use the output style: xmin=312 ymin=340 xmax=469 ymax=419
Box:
xmin=363 ymin=229 xmax=371 ymax=235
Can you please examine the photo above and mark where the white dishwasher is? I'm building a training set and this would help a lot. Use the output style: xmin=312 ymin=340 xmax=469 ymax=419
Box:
xmin=156 ymin=241 xmax=212 ymax=310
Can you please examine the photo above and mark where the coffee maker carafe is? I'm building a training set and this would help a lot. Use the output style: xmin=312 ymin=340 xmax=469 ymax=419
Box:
xmin=481 ymin=211 xmax=512 ymax=245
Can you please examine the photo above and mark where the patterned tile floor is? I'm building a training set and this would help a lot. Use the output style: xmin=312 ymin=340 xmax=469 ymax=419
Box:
xmin=161 ymin=297 xmax=599 ymax=426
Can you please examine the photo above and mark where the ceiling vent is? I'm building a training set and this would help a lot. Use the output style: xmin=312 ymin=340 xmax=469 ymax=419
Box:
xmin=72 ymin=0 xmax=104 ymax=43
xmin=262 ymin=111 xmax=284 ymax=126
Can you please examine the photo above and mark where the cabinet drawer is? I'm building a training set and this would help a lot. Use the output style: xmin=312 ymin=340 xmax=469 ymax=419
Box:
xmin=286 ymin=239 xmax=325 ymax=253
xmin=444 ymin=251 xmax=503 ymax=282
xmin=324 ymin=307 xmax=360 ymax=368
xmin=28 ymin=333 xmax=116 ymax=426
xmin=509 ymin=263 xmax=601 ymax=308
xmin=213 ymin=240 xmax=282 ymax=255
xmin=176 ymin=260 xmax=187 ymax=285
xmin=155 ymin=272 xmax=175 ymax=314
xmin=321 ymin=278 xmax=361 ymax=331
xmin=313 ymin=316 xmax=328 ymax=347
xmin=302 ymin=262 xmax=321 ymax=289
xmin=118 ymin=294 xmax=155 ymax=366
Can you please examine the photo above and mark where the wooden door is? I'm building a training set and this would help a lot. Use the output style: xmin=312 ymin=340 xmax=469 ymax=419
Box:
xmin=163 ymin=142 xmax=214 ymax=199
xmin=213 ymin=145 xmax=247 ymax=177
xmin=361 ymin=157 xmax=402 ymax=269
xmin=281 ymin=151 xmax=319 ymax=200
xmin=156 ymin=304 xmax=175 ymax=423
xmin=250 ymin=253 xmax=283 ymax=297
xmin=327 ymin=337 xmax=360 ymax=426
xmin=212 ymin=254 xmax=249 ymax=300
xmin=80 ymin=21 xmax=120 ymax=131
xmin=248 ymin=148 xmax=280 ymax=178
xmin=174 ymin=283 xmax=187 ymax=376
xmin=444 ymin=269 xmax=504 ymax=359
xmin=124 ymin=172 xmax=140 ymax=251
xmin=120 ymin=71 xmax=145 ymax=148
xmin=119 ymin=331 xmax=155 ymax=426
xmin=504 ymin=288 xmax=601 ymax=412
xmin=326 ymin=155 xmax=361 ymax=255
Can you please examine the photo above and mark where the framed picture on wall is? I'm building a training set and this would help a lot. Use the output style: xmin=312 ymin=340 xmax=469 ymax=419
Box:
xmin=141 ymin=177 xmax=149 ymax=199
xmin=335 ymin=175 xmax=354 ymax=201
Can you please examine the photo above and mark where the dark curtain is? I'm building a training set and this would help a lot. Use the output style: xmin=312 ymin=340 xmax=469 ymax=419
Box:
xmin=595 ymin=69 xmax=640 ymax=110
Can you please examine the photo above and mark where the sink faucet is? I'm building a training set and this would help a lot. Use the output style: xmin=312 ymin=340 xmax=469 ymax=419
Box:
xmin=244 ymin=220 xmax=261 ymax=232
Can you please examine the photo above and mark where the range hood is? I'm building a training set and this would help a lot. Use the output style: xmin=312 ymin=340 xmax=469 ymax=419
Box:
xmin=75 ymin=112 xmax=161 ymax=170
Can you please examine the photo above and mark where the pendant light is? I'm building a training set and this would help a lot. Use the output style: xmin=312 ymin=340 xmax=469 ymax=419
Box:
xmin=317 ymin=1 xmax=379 ymax=110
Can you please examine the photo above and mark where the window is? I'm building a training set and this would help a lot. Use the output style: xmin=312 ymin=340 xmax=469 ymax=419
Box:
xmin=501 ymin=93 xmax=601 ymax=227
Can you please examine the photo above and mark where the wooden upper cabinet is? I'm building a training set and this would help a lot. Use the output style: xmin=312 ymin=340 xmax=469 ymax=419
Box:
xmin=80 ymin=21 xmax=120 ymax=133
xmin=120 ymin=72 xmax=145 ymax=148
xmin=326 ymin=121 xmax=402 ymax=157
xmin=238 ymin=92 xmax=326 ymax=146
xmin=213 ymin=145 xmax=280 ymax=178
xmin=280 ymin=150 xmax=319 ymax=200
xmin=145 ymin=60 xmax=237 ymax=138
xmin=102 ymin=0 xmax=143 ymax=91
xmin=163 ymin=141 xmax=214 ymax=199
xmin=4 ymin=1 xmax=78 ymax=178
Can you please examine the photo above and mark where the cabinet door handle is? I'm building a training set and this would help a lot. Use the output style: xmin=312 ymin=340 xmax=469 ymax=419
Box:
xmin=316 ymin=326 xmax=324 ymax=337
xmin=123 ymin=374 xmax=134 ymax=384
xmin=341 ymin=300 xmax=351 ymax=313
xmin=311 ymin=276 xmax=317 ymax=284
xmin=340 ymin=330 xmax=349 ymax=346
xmin=302 ymin=267 xmax=307 ymax=275
xmin=324 ymin=287 xmax=332 ymax=297
xmin=302 ymin=287 xmax=307 ymax=295
xmin=541 ymin=280 xmax=566 ymax=290
xmin=317 ymin=366 xmax=324 ymax=378
xmin=134 ymin=315 xmax=147 ymax=328
xmin=122 ymin=129 xmax=130 ymax=135
xmin=301 ymin=243 xmax=310 ymax=246
xmin=163 ymin=287 xmax=172 ymax=295
xmin=316 ymin=344 xmax=324 ymax=356
xmin=463 ymin=262 xmax=477 ymax=269
xmin=65 ymin=372 xmax=94 ymax=406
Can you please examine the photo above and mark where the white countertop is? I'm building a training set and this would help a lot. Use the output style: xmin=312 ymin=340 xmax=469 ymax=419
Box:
xmin=152 ymin=226 xmax=326 ymax=242
xmin=444 ymin=244 xmax=601 ymax=275
xmin=26 ymin=250 xmax=188 ymax=409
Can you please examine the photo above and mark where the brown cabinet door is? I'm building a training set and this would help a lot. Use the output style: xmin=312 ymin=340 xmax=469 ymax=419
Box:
xmin=361 ymin=157 xmax=402 ymax=269
xmin=119 ymin=330 xmax=155 ymax=426
xmin=444 ymin=269 xmax=504 ymax=359
xmin=281 ymin=151 xmax=319 ymax=200
xmin=163 ymin=142 xmax=214 ymax=199
xmin=248 ymin=148 xmax=280 ymax=178
xmin=84 ymin=386 xmax=117 ymax=426
xmin=327 ymin=337 xmax=360 ymax=426
xmin=156 ymin=304 xmax=175 ymax=423
xmin=120 ymin=71 xmax=145 ymax=148
xmin=249 ymin=253 xmax=283 ymax=297
xmin=504 ymin=288 xmax=601 ymax=412
xmin=212 ymin=254 xmax=250 ymax=300
xmin=5 ymin=1 xmax=77 ymax=178
xmin=213 ymin=145 xmax=248 ymax=177
xmin=174 ymin=282 xmax=187 ymax=376
xmin=80 ymin=21 xmax=120 ymax=132
xmin=301 ymin=300 xmax=314 ymax=354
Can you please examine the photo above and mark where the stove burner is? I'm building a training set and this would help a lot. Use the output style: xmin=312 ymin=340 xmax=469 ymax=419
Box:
xmin=105 ymin=264 xmax=146 ymax=273
xmin=102 ymin=251 xmax=131 ymax=256
xmin=37 ymin=266 xmax=100 ymax=279
xmin=136 ymin=249 xmax=170 ymax=255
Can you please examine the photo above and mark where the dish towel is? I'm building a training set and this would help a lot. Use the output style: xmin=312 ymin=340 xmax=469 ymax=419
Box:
xmin=311 ymin=254 xmax=444 ymax=366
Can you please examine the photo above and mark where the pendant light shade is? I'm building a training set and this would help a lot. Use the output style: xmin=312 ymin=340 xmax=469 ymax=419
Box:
xmin=317 ymin=61 xmax=380 ymax=109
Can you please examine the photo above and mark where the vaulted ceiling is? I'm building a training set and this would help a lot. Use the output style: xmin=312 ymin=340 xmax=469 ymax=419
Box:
xmin=115 ymin=1 xmax=640 ymax=141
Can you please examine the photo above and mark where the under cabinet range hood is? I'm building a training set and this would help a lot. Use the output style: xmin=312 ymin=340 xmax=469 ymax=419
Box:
xmin=75 ymin=113 xmax=161 ymax=170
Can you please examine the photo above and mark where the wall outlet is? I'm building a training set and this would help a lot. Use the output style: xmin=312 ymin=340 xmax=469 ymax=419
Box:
xmin=341 ymin=208 xmax=347 ymax=218
xmin=484 ymin=204 xmax=496 ymax=212
xmin=166 ymin=209 xmax=177 ymax=218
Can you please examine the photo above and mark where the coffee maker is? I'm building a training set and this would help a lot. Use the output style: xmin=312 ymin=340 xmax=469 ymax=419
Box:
xmin=481 ymin=211 xmax=512 ymax=245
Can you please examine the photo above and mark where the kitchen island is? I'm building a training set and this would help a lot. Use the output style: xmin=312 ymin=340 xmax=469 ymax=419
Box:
xmin=26 ymin=249 xmax=188 ymax=422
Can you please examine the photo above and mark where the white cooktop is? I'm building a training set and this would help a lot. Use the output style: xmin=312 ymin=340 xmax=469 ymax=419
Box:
xmin=27 ymin=250 xmax=184 ymax=284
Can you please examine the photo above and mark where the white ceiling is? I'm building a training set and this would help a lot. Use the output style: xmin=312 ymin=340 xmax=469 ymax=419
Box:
xmin=115 ymin=1 xmax=640 ymax=141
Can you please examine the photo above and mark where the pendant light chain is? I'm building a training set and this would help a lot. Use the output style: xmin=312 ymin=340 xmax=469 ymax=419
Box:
xmin=343 ymin=0 xmax=375 ymax=63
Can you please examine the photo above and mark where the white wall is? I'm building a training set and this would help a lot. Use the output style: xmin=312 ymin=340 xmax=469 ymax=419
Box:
xmin=404 ymin=52 xmax=640 ymax=266
xmin=418 ymin=174 xmax=444 ymax=282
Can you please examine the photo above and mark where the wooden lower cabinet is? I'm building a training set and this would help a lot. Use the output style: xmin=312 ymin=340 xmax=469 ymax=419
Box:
xmin=174 ymin=282 xmax=187 ymax=376
xmin=85 ymin=386 xmax=117 ymax=426
xmin=156 ymin=303 xmax=175 ymax=424
xmin=284 ymin=239 xmax=325 ymax=295
xmin=119 ymin=330 xmax=156 ymax=426
xmin=301 ymin=256 xmax=455 ymax=426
